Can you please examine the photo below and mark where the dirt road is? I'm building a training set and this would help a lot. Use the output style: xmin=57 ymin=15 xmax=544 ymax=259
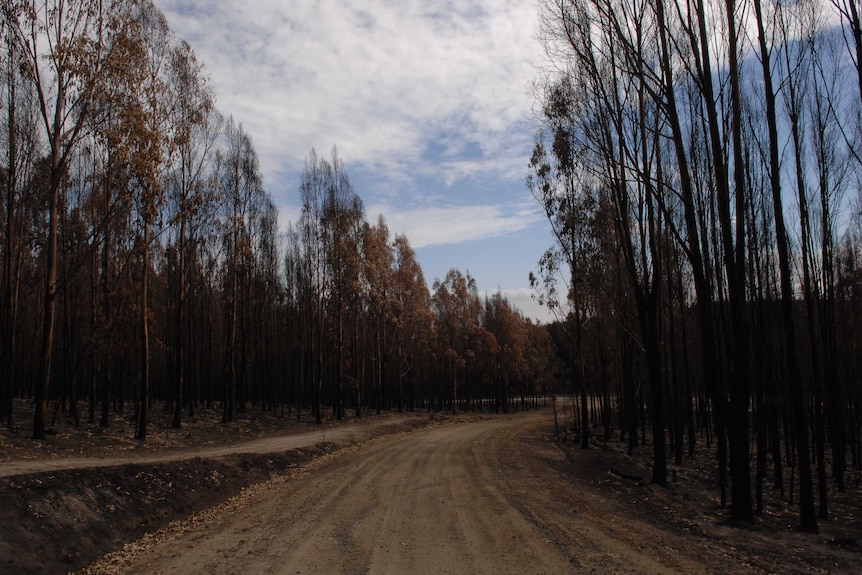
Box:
xmin=84 ymin=412 xmax=721 ymax=575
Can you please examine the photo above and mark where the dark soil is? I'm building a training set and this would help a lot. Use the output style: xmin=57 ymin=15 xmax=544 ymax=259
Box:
xmin=551 ymin=430 xmax=862 ymax=574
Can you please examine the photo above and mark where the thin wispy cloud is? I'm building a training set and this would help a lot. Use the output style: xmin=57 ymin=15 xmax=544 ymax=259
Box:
xmin=368 ymin=201 xmax=542 ymax=249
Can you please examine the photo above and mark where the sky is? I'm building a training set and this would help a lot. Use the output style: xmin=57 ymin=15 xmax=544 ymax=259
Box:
xmin=152 ymin=0 xmax=557 ymax=323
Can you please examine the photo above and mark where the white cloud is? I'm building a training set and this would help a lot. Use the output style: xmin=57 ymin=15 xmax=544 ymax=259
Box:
xmin=153 ymin=0 xmax=543 ymax=200
xmin=368 ymin=201 xmax=541 ymax=249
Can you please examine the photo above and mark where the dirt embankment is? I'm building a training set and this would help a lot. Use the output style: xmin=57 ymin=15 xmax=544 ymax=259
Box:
xmin=0 ymin=406 xmax=438 ymax=574
xmin=1 ymin=448 xmax=333 ymax=574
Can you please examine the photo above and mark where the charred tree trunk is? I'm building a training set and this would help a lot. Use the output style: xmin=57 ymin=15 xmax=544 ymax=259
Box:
xmin=135 ymin=219 xmax=150 ymax=441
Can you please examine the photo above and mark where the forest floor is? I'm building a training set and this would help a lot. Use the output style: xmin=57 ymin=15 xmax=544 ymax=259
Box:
xmin=0 ymin=400 xmax=860 ymax=574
